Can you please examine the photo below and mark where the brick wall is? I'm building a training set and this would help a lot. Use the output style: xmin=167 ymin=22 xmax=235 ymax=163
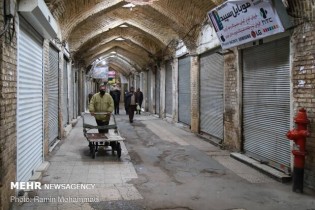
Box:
xmin=291 ymin=22 xmax=315 ymax=190
xmin=0 ymin=1 xmax=18 ymax=209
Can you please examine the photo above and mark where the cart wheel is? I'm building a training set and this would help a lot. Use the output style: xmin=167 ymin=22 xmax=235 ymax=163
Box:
xmin=116 ymin=142 xmax=121 ymax=158
xmin=91 ymin=145 xmax=96 ymax=159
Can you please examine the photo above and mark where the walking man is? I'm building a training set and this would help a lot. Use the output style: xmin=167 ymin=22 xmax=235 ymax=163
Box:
xmin=136 ymin=88 xmax=143 ymax=114
xmin=110 ymin=86 xmax=121 ymax=115
xmin=125 ymin=87 xmax=137 ymax=123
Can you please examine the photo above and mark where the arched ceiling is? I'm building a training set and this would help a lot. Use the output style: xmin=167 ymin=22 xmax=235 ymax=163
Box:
xmin=45 ymin=0 xmax=224 ymax=74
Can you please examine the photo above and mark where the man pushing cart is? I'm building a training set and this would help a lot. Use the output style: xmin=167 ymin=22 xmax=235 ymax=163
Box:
xmin=84 ymin=85 xmax=124 ymax=159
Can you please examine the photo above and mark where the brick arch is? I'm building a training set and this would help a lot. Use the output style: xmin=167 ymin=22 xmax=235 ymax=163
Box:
xmin=84 ymin=40 xmax=152 ymax=65
xmin=108 ymin=63 xmax=129 ymax=76
xmin=89 ymin=49 xmax=143 ymax=72
xmin=76 ymin=25 xmax=166 ymax=60
xmin=68 ymin=6 xmax=179 ymax=52
xmin=45 ymin=0 xmax=224 ymax=68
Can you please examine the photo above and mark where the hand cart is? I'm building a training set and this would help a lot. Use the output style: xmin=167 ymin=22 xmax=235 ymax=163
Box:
xmin=82 ymin=112 xmax=125 ymax=159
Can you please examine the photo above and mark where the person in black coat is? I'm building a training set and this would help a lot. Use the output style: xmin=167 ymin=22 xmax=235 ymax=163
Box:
xmin=125 ymin=87 xmax=137 ymax=123
xmin=110 ymin=87 xmax=121 ymax=115
xmin=135 ymin=88 xmax=143 ymax=114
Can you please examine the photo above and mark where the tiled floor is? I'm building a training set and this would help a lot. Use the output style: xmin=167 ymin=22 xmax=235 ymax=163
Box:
xmin=12 ymin=115 xmax=142 ymax=210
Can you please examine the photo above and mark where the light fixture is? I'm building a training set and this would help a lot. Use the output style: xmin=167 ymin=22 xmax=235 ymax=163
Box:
xmin=122 ymin=3 xmax=135 ymax=11
xmin=115 ymin=37 xmax=125 ymax=41
xmin=119 ymin=24 xmax=128 ymax=28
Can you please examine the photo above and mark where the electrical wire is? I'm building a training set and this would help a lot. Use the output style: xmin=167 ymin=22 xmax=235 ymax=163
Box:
xmin=0 ymin=17 xmax=11 ymax=38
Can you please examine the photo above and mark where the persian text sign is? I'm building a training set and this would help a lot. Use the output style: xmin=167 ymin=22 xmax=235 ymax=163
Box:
xmin=208 ymin=0 xmax=284 ymax=49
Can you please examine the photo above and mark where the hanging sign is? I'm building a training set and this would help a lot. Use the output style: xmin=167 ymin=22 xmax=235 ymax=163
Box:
xmin=108 ymin=71 xmax=116 ymax=78
xmin=92 ymin=66 xmax=108 ymax=79
xmin=208 ymin=0 xmax=285 ymax=49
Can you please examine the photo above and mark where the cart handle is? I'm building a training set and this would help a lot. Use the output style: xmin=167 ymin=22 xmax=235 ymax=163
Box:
xmin=83 ymin=124 xmax=117 ymax=130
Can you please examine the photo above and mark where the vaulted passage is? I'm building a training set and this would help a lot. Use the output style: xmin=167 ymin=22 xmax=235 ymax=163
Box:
xmin=1 ymin=1 xmax=315 ymax=209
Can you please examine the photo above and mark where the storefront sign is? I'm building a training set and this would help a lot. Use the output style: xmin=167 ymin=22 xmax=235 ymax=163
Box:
xmin=208 ymin=0 xmax=285 ymax=49
xmin=92 ymin=66 xmax=108 ymax=79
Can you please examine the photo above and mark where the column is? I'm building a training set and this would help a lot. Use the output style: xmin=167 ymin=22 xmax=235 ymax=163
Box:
xmin=190 ymin=54 xmax=200 ymax=133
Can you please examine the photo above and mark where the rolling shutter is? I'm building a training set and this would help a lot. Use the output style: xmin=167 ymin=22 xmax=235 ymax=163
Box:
xmin=48 ymin=46 xmax=59 ymax=146
xmin=147 ymin=70 xmax=152 ymax=112
xmin=17 ymin=20 xmax=43 ymax=181
xmin=178 ymin=56 xmax=191 ymax=125
xmin=200 ymin=52 xmax=224 ymax=139
xmin=136 ymin=75 xmax=140 ymax=89
xmin=243 ymin=37 xmax=291 ymax=172
xmin=62 ymin=58 xmax=68 ymax=126
xmin=165 ymin=60 xmax=173 ymax=116
xmin=69 ymin=67 xmax=74 ymax=120
xmin=155 ymin=69 xmax=160 ymax=114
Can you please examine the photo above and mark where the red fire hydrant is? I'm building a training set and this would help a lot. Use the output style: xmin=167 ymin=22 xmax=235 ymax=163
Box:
xmin=286 ymin=108 xmax=310 ymax=193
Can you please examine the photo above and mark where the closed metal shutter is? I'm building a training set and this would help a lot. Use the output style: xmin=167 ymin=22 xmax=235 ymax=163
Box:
xmin=136 ymin=75 xmax=140 ymax=89
xmin=155 ymin=69 xmax=160 ymax=114
xmin=17 ymin=21 xmax=43 ymax=181
xmin=69 ymin=68 xmax=74 ymax=120
xmin=178 ymin=56 xmax=191 ymax=125
xmin=63 ymin=59 xmax=69 ymax=126
xmin=200 ymin=52 xmax=224 ymax=139
xmin=74 ymin=70 xmax=78 ymax=118
xmin=147 ymin=70 xmax=152 ymax=112
xmin=165 ymin=60 xmax=173 ymax=116
xmin=243 ymin=37 xmax=290 ymax=172
xmin=48 ymin=46 xmax=59 ymax=146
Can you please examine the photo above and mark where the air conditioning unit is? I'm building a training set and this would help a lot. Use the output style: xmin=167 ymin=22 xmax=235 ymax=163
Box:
xmin=19 ymin=0 xmax=58 ymax=39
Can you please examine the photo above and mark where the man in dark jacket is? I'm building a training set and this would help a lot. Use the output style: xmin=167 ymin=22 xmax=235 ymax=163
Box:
xmin=110 ymin=87 xmax=121 ymax=115
xmin=135 ymin=88 xmax=143 ymax=114
xmin=125 ymin=87 xmax=137 ymax=123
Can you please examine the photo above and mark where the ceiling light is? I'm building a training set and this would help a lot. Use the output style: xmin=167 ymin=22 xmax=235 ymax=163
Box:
xmin=115 ymin=37 xmax=125 ymax=41
xmin=119 ymin=24 xmax=128 ymax=28
xmin=122 ymin=3 xmax=135 ymax=10
xmin=122 ymin=3 xmax=135 ymax=8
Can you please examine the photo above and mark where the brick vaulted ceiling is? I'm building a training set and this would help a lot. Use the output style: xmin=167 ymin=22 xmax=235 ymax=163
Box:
xmin=44 ymin=0 xmax=224 ymax=75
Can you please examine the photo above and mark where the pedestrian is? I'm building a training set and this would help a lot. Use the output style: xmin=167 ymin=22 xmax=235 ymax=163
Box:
xmin=125 ymin=87 xmax=137 ymax=123
xmin=135 ymin=88 xmax=143 ymax=114
xmin=110 ymin=86 xmax=121 ymax=115
xmin=89 ymin=85 xmax=114 ymax=151
xmin=124 ymin=89 xmax=129 ymax=115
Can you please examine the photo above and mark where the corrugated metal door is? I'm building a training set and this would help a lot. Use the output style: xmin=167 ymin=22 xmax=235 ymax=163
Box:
xmin=147 ymin=70 xmax=152 ymax=112
xmin=243 ymin=37 xmax=290 ymax=172
xmin=200 ymin=52 xmax=224 ymax=139
xmin=155 ymin=69 xmax=160 ymax=114
xmin=48 ymin=46 xmax=59 ymax=146
xmin=178 ymin=56 xmax=191 ymax=125
xmin=17 ymin=21 xmax=43 ymax=181
xmin=69 ymin=68 xmax=74 ymax=120
xmin=63 ymin=58 xmax=69 ymax=126
xmin=136 ymin=75 xmax=140 ymax=89
xmin=74 ymin=70 xmax=78 ymax=118
xmin=165 ymin=60 xmax=173 ymax=116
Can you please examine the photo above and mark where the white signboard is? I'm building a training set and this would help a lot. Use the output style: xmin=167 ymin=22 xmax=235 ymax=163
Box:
xmin=92 ymin=66 xmax=108 ymax=79
xmin=208 ymin=0 xmax=285 ymax=49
